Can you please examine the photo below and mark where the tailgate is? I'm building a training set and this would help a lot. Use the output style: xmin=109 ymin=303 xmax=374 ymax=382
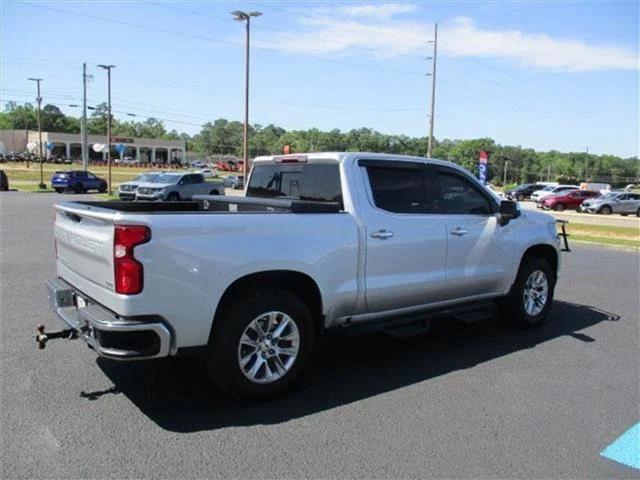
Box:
xmin=54 ymin=203 xmax=117 ymax=292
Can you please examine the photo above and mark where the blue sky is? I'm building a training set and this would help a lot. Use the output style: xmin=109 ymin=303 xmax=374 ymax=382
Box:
xmin=1 ymin=1 xmax=638 ymax=157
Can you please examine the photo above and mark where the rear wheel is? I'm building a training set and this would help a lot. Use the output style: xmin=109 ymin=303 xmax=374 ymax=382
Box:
xmin=553 ymin=203 xmax=566 ymax=211
xmin=204 ymin=289 xmax=316 ymax=400
xmin=167 ymin=192 xmax=180 ymax=201
xmin=599 ymin=205 xmax=612 ymax=215
xmin=54 ymin=188 xmax=63 ymax=193
xmin=504 ymin=257 xmax=555 ymax=328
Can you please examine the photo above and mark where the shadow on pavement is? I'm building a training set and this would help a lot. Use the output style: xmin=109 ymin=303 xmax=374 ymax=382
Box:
xmin=92 ymin=300 xmax=619 ymax=432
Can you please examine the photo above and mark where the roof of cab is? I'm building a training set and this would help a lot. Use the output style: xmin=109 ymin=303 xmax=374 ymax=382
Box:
xmin=252 ymin=152 xmax=468 ymax=173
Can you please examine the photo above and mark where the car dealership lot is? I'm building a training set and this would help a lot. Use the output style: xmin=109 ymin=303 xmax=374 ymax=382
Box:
xmin=1 ymin=192 xmax=639 ymax=479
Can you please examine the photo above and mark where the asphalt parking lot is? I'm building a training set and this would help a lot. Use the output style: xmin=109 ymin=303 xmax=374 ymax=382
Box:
xmin=1 ymin=192 xmax=639 ymax=479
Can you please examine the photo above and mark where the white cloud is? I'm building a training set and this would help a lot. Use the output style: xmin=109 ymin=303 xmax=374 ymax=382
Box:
xmin=258 ymin=7 xmax=639 ymax=72
xmin=337 ymin=3 xmax=418 ymax=19
xmin=441 ymin=17 xmax=639 ymax=72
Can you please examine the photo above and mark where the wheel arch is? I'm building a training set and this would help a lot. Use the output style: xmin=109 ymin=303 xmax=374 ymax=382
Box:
xmin=519 ymin=244 xmax=558 ymax=280
xmin=210 ymin=270 xmax=324 ymax=343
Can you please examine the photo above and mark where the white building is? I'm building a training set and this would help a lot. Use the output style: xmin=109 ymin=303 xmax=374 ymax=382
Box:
xmin=0 ymin=130 xmax=186 ymax=164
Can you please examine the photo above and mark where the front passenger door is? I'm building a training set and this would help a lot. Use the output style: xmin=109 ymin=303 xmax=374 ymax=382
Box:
xmin=430 ymin=166 xmax=514 ymax=300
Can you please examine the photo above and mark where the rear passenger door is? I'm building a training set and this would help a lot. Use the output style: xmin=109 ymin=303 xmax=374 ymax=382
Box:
xmin=359 ymin=159 xmax=448 ymax=313
xmin=430 ymin=165 xmax=514 ymax=300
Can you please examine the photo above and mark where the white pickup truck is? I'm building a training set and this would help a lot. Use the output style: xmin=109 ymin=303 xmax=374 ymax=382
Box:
xmin=44 ymin=152 xmax=562 ymax=399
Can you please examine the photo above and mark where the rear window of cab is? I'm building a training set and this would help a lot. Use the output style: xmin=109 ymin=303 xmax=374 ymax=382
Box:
xmin=247 ymin=163 xmax=342 ymax=203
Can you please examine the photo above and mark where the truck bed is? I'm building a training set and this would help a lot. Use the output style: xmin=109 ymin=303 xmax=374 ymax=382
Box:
xmin=66 ymin=196 xmax=342 ymax=214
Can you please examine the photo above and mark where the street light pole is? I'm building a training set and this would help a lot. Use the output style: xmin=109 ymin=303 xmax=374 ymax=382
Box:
xmin=28 ymin=77 xmax=45 ymax=189
xmin=98 ymin=65 xmax=115 ymax=194
xmin=82 ymin=63 xmax=89 ymax=171
xmin=427 ymin=23 xmax=438 ymax=159
xmin=231 ymin=10 xmax=262 ymax=180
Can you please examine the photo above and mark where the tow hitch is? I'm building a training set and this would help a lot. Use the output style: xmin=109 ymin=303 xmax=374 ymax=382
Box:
xmin=35 ymin=324 xmax=79 ymax=350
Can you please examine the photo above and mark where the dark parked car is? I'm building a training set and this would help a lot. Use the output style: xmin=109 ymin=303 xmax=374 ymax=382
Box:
xmin=0 ymin=170 xmax=8 ymax=191
xmin=539 ymin=190 xmax=599 ymax=211
xmin=504 ymin=183 xmax=540 ymax=201
xmin=51 ymin=170 xmax=107 ymax=194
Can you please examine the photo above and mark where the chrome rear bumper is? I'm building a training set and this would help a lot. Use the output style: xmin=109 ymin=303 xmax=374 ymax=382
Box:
xmin=46 ymin=278 xmax=172 ymax=360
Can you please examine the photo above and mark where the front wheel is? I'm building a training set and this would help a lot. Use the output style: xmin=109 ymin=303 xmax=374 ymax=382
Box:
xmin=599 ymin=205 xmax=612 ymax=215
xmin=553 ymin=203 xmax=565 ymax=212
xmin=517 ymin=194 xmax=524 ymax=201
xmin=637 ymin=207 xmax=640 ymax=218
xmin=98 ymin=183 xmax=107 ymax=193
xmin=54 ymin=188 xmax=63 ymax=193
xmin=166 ymin=192 xmax=180 ymax=201
xmin=204 ymin=289 xmax=316 ymax=400
xmin=504 ymin=257 xmax=555 ymax=328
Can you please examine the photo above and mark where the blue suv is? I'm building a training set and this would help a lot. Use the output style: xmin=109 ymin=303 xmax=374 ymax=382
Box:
xmin=51 ymin=170 xmax=108 ymax=194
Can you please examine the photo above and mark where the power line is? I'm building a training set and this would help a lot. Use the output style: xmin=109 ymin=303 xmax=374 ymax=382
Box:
xmin=16 ymin=1 xmax=425 ymax=78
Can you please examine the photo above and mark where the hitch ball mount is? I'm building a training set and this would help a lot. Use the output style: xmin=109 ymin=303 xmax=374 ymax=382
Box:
xmin=35 ymin=324 xmax=78 ymax=350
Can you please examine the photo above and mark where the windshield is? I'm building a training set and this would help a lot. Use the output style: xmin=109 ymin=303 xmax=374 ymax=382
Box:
xmin=154 ymin=173 xmax=181 ymax=183
xmin=134 ymin=173 xmax=160 ymax=183
xmin=247 ymin=163 xmax=342 ymax=203
xmin=598 ymin=193 xmax=619 ymax=200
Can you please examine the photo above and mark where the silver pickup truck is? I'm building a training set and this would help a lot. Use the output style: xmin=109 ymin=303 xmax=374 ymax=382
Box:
xmin=135 ymin=172 xmax=224 ymax=201
xmin=44 ymin=152 xmax=563 ymax=399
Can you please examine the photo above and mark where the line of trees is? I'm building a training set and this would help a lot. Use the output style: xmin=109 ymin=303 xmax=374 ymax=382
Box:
xmin=1 ymin=102 xmax=638 ymax=186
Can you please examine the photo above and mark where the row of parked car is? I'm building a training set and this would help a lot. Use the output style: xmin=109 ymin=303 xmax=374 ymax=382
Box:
xmin=50 ymin=170 xmax=244 ymax=200
xmin=504 ymin=182 xmax=640 ymax=216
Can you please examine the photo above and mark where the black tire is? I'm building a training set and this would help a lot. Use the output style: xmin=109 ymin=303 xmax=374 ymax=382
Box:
xmin=517 ymin=194 xmax=524 ymax=201
xmin=504 ymin=257 xmax=555 ymax=328
xmin=209 ymin=189 xmax=220 ymax=195
xmin=599 ymin=205 xmax=612 ymax=215
xmin=166 ymin=192 xmax=180 ymax=201
xmin=73 ymin=182 xmax=85 ymax=194
xmin=98 ymin=183 xmax=107 ymax=193
xmin=553 ymin=203 xmax=565 ymax=212
xmin=204 ymin=289 xmax=316 ymax=400
xmin=621 ymin=213 xmax=628 ymax=217
xmin=637 ymin=207 xmax=640 ymax=218
xmin=54 ymin=188 xmax=63 ymax=193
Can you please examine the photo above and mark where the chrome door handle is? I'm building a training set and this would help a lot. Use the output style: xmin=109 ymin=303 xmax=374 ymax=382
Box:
xmin=449 ymin=227 xmax=468 ymax=236
xmin=370 ymin=229 xmax=394 ymax=239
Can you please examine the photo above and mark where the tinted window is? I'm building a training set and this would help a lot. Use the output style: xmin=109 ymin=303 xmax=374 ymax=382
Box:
xmin=629 ymin=194 xmax=640 ymax=200
xmin=434 ymin=172 xmax=492 ymax=215
xmin=366 ymin=166 xmax=429 ymax=213
xmin=247 ymin=164 xmax=341 ymax=203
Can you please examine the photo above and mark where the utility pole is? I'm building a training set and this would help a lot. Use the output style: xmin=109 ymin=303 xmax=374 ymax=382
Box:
xmin=232 ymin=10 xmax=262 ymax=180
xmin=585 ymin=146 xmax=589 ymax=181
xmin=28 ymin=77 xmax=45 ymax=189
xmin=427 ymin=23 xmax=438 ymax=158
xmin=82 ymin=63 xmax=88 ymax=171
xmin=24 ymin=112 xmax=30 ymax=169
xmin=98 ymin=65 xmax=115 ymax=194
xmin=503 ymin=160 xmax=509 ymax=186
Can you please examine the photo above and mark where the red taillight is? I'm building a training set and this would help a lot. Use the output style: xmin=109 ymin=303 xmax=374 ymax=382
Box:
xmin=114 ymin=225 xmax=150 ymax=295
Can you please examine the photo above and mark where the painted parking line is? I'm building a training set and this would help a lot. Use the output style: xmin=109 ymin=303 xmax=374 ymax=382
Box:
xmin=601 ymin=422 xmax=640 ymax=470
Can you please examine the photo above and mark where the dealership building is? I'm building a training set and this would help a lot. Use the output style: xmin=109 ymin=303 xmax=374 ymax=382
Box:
xmin=0 ymin=130 xmax=186 ymax=164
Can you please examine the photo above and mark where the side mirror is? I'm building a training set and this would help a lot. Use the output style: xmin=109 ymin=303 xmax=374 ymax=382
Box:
xmin=498 ymin=200 xmax=520 ymax=225
xmin=178 ymin=180 xmax=185 ymax=185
